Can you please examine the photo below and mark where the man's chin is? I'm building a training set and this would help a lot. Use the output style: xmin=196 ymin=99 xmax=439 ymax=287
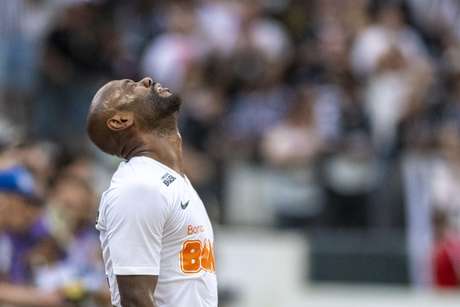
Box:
xmin=167 ymin=93 xmax=182 ymax=110
xmin=156 ymin=94 xmax=182 ymax=117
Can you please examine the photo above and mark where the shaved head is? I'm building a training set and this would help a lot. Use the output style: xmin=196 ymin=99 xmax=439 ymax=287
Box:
xmin=90 ymin=80 xmax=130 ymax=112
xmin=87 ymin=78 xmax=182 ymax=157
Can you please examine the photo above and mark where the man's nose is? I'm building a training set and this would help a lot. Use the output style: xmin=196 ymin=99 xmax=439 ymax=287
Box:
xmin=140 ymin=77 xmax=153 ymax=88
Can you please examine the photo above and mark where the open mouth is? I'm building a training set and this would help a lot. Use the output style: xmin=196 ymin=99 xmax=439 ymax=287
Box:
xmin=155 ymin=83 xmax=172 ymax=97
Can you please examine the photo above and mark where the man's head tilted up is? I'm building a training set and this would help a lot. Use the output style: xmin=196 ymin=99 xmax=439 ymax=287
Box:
xmin=87 ymin=77 xmax=182 ymax=160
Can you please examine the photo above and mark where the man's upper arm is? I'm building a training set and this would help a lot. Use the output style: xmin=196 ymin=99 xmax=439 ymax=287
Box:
xmin=116 ymin=275 xmax=158 ymax=307
xmin=105 ymin=182 xmax=170 ymax=276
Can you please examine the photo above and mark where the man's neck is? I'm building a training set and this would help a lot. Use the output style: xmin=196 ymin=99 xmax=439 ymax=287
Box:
xmin=126 ymin=130 xmax=185 ymax=176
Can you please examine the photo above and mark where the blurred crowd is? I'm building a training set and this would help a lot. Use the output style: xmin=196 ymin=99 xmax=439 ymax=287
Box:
xmin=1 ymin=0 xmax=460 ymax=305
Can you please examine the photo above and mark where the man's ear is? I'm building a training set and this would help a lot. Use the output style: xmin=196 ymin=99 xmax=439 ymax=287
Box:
xmin=106 ymin=112 xmax=134 ymax=131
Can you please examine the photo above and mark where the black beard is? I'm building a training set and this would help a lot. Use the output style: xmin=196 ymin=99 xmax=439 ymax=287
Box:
xmin=150 ymin=90 xmax=182 ymax=119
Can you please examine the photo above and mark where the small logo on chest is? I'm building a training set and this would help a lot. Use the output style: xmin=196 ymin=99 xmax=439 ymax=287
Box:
xmin=161 ymin=173 xmax=176 ymax=187
xmin=181 ymin=200 xmax=190 ymax=210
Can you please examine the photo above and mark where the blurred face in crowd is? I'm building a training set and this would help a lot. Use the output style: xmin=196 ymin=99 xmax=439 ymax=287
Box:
xmin=1 ymin=193 xmax=41 ymax=233
xmin=379 ymin=5 xmax=404 ymax=30
xmin=439 ymin=124 xmax=460 ymax=161
xmin=87 ymin=77 xmax=182 ymax=156
xmin=167 ymin=4 xmax=196 ymax=34
xmin=51 ymin=177 xmax=95 ymax=229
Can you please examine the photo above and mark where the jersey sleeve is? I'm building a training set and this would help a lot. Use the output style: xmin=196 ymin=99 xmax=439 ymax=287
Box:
xmin=104 ymin=182 xmax=170 ymax=275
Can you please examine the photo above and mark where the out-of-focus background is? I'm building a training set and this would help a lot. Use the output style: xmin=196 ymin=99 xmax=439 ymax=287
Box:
xmin=0 ymin=0 xmax=460 ymax=306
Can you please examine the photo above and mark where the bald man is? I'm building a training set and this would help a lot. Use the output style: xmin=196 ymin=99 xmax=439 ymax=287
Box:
xmin=87 ymin=78 xmax=217 ymax=307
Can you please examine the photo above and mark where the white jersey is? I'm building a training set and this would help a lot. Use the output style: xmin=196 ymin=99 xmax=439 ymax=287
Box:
xmin=96 ymin=156 xmax=217 ymax=307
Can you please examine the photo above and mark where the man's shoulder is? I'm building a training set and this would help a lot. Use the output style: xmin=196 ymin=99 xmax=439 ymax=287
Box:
xmin=112 ymin=157 xmax=180 ymax=189
xmin=108 ymin=178 xmax=167 ymax=199
xmin=100 ymin=179 xmax=173 ymax=219
xmin=101 ymin=157 xmax=182 ymax=209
